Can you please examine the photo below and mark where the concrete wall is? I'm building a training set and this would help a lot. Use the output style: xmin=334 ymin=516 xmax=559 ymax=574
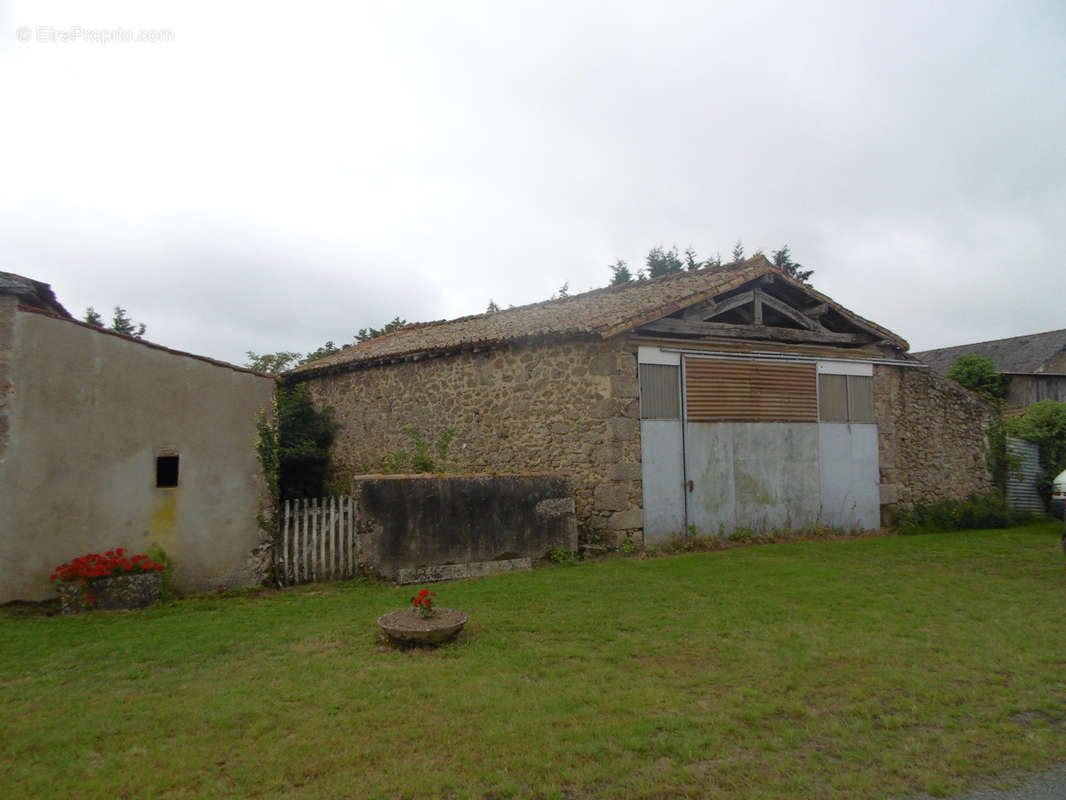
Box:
xmin=306 ymin=336 xmax=644 ymax=546
xmin=0 ymin=308 xmax=276 ymax=602
xmin=353 ymin=473 xmax=577 ymax=582
xmin=874 ymin=364 xmax=996 ymax=513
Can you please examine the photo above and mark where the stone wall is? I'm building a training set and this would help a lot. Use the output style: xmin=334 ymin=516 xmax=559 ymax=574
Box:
xmin=304 ymin=336 xmax=644 ymax=546
xmin=874 ymin=364 xmax=996 ymax=510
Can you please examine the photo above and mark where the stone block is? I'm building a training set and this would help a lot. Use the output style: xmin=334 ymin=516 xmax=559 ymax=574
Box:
xmin=536 ymin=497 xmax=576 ymax=519
xmin=608 ymin=508 xmax=643 ymax=531
xmin=607 ymin=417 xmax=638 ymax=442
xmin=595 ymin=444 xmax=622 ymax=464
xmin=610 ymin=376 xmax=638 ymax=400
xmin=589 ymin=398 xmax=616 ymax=419
xmin=594 ymin=483 xmax=629 ymax=511
xmin=609 ymin=463 xmax=642 ymax=481
xmin=396 ymin=557 xmax=532 ymax=585
xmin=879 ymin=483 xmax=899 ymax=505
xmin=589 ymin=352 xmax=617 ymax=376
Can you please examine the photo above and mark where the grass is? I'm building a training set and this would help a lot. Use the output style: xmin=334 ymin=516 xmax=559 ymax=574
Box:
xmin=2 ymin=522 xmax=1066 ymax=799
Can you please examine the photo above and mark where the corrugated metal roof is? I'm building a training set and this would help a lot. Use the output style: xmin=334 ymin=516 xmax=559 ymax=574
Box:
xmin=293 ymin=256 xmax=908 ymax=376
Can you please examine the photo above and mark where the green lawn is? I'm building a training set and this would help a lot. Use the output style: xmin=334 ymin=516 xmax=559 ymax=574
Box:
xmin=2 ymin=522 xmax=1065 ymax=799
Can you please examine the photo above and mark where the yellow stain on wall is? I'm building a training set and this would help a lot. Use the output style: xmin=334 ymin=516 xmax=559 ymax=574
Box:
xmin=150 ymin=491 xmax=178 ymax=554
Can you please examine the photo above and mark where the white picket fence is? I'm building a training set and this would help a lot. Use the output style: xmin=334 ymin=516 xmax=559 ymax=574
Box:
xmin=278 ymin=496 xmax=358 ymax=586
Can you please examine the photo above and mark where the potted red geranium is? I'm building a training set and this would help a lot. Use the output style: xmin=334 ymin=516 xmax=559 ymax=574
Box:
xmin=51 ymin=549 xmax=166 ymax=614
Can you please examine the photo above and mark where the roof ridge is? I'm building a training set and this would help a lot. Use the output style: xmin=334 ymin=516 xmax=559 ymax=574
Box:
xmin=291 ymin=256 xmax=905 ymax=376
xmin=913 ymin=328 xmax=1066 ymax=354
xmin=302 ymin=259 xmax=761 ymax=366
xmin=16 ymin=303 xmax=274 ymax=378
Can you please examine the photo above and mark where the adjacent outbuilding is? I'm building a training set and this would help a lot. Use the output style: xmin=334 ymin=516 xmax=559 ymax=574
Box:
xmin=0 ymin=273 xmax=276 ymax=602
xmin=914 ymin=329 xmax=1066 ymax=409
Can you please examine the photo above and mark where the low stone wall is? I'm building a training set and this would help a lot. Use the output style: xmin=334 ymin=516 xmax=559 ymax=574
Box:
xmin=874 ymin=364 xmax=996 ymax=512
xmin=353 ymin=473 xmax=578 ymax=583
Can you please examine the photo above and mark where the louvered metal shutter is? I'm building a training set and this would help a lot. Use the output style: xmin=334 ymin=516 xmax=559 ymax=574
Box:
xmin=685 ymin=359 xmax=817 ymax=422
xmin=639 ymin=364 xmax=681 ymax=420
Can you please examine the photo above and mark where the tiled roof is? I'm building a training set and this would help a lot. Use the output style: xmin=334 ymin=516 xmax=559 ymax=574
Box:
xmin=293 ymin=256 xmax=907 ymax=376
xmin=914 ymin=329 xmax=1066 ymax=375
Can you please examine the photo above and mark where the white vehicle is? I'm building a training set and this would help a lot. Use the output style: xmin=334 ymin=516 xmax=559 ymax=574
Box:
xmin=1052 ymin=468 xmax=1066 ymax=519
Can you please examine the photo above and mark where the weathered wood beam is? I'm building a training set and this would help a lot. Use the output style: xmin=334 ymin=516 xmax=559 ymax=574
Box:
xmin=755 ymin=290 xmax=828 ymax=332
xmin=801 ymin=302 xmax=828 ymax=318
xmin=702 ymin=290 xmax=754 ymax=321
xmin=638 ymin=317 xmax=873 ymax=345
xmin=753 ymin=290 xmax=763 ymax=325
xmin=682 ymin=300 xmax=715 ymax=321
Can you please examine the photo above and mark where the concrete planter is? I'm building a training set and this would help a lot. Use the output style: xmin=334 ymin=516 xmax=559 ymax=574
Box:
xmin=57 ymin=572 xmax=163 ymax=615
xmin=377 ymin=608 xmax=469 ymax=646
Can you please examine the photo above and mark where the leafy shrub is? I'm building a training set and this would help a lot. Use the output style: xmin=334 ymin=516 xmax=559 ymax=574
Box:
xmin=896 ymin=493 xmax=1035 ymax=534
xmin=946 ymin=355 xmax=1010 ymax=404
xmin=257 ymin=382 xmax=339 ymax=502
xmin=548 ymin=548 xmax=575 ymax=565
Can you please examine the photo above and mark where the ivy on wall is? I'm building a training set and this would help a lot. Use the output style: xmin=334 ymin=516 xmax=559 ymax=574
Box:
xmin=256 ymin=382 xmax=338 ymax=505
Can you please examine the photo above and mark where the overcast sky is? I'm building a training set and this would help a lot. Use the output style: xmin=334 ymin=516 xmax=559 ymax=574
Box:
xmin=1 ymin=1 xmax=1063 ymax=366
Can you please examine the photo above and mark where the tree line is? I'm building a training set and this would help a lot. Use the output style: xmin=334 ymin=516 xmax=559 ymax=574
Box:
xmin=607 ymin=241 xmax=813 ymax=287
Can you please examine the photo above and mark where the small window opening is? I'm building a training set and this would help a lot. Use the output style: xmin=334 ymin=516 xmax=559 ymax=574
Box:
xmin=156 ymin=455 xmax=179 ymax=487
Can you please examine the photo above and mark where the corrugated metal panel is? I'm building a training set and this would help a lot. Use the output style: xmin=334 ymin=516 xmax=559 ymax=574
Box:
xmin=639 ymin=364 xmax=681 ymax=420
xmin=848 ymin=375 xmax=874 ymax=423
xmin=686 ymin=358 xmax=817 ymax=422
xmin=1006 ymin=437 xmax=1045 ymax=513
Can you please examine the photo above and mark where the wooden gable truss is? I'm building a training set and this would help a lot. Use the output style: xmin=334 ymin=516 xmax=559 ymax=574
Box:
xmin=637 ymin=274 xmax=892 ymax=348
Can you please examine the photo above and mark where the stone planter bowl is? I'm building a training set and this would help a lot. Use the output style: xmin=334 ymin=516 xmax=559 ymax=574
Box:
xmin=378 ymin=608 xmax=469 ymax=645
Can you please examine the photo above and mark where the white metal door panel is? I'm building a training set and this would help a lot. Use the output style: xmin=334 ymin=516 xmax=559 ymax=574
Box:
xmin=683 ymin=422 xmax=735 ymax=536
xmin=640 ymin=419 xmax=686 ymax=546
xmin=685 ymin=422 xmax=821 ymax=536
xmin=732 ymin=423 xmax=822 ymax=532
xmin=819 ymin=423 xmax=880 ymax=530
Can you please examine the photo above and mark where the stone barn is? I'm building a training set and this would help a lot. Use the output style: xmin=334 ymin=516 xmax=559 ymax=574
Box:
xmin=294 ymin=256 xmax=997 ymax=548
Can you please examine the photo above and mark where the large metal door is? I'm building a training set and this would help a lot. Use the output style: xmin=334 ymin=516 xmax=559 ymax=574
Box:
xmin=684 ymin=422 xmax=822 ymax=535
xmin=640 ymin=419 xmax=686 ymax=546
xmin=637 ymin=350 xmax=686 ymax=546
xmin=818 ymin=423 xmax=880 ymax=530
xmin=640 ymin=352 xmax=882 ymax=543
